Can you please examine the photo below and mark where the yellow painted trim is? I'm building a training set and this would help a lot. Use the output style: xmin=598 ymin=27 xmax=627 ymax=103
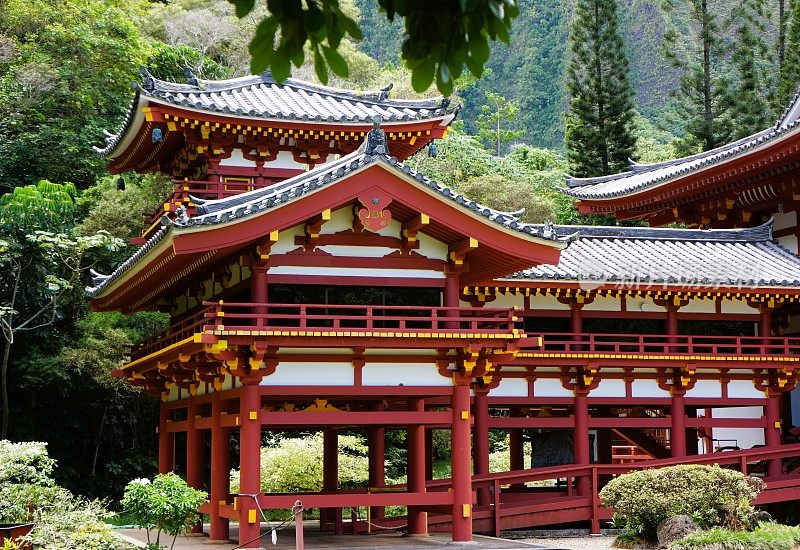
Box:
xmin=122 ymin=335 xmax=198 ymax=371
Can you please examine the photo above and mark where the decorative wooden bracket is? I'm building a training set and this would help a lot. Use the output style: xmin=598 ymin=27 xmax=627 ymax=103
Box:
xmin=401 ymin=213 xmax=429 ymax=254
xmin=449 ymin=237 xmax=478 ymax=268
xmin=754 ymin=366 xmax=799 ymax=396
xmin=560 ymin=362 xmax=601 ymax=394
xmin=357 ymin=191 xmax=392 ymax=233
xmin=304 ymin=209 xmax=331 ymax=251
xmin=657 ymin=363 xmax=698 ymax=395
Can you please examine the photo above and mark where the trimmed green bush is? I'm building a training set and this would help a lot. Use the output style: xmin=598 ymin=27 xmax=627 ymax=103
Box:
xmin=599 ymin=464 xmax=762 ymax=540
xmin=671 ymin=522 xmax=800 ymax=550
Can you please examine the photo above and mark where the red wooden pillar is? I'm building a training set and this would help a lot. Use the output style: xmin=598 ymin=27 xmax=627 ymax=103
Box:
xmin=573 ymin=390 xmax=591 ymax=496
xmin=509 ymin=419 xmax=525 ymax=492
xmin=186 ymin=396 xmax=204 ymax=533
xmin=407 ymin=398 xmax=428 ymax=536
xmin=321 ymin=428 xmax=340 ymax=532
xmin=443 ymin=273 xmax=460 ymax=329
xmin=368 ymin=427 xmax=385 ymax=521
xmin=765 ymin=391 xmax=783 ymax=477
xmin=670 ymin=391 xmax=687 ymax=458
xmin=251 ymin=265 xmax=268 ymax=326
xmin=451 ymin=382 xmax=473 ymax=542
xmin=158 ymin=403 xmax=174 ymax=474
xmin=238 ymin=382 xmax=262 ymax=548
xmin=210 ymin=391 xmax=230 ymax=541
xmin=472 ymin=391 xmax=490 ymax=506
xmin=425 ymin=429 xmax=434 ymax=481
xmin=569 ymin=301 xmax=584 ymax=351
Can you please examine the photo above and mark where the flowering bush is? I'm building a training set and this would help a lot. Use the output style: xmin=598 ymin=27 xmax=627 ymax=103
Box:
xmin=599 ymin=464 xmax=762 ymax=540
xmin=121 ymin=473 xmax=207 ymax=550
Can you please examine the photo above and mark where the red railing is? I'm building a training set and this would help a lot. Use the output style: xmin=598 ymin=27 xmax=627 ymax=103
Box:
xmin=203 ymin=302 xmax=518 ymax=333
xmin=528 ymin=332 xmax=800 ymax=357
xmin=129 ymin=308 xmax=209 ymax=361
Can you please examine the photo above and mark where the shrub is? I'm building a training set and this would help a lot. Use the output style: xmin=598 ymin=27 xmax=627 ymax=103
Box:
xmin=671 ymin=522 xmax=800 ymax=550
xmin=0 ymin=440 xmax=125 ymax=549
xmin=599 ymin=464 xmax=762 ymax=540
xmin=121 ymin=473 xmax=207 ymax=550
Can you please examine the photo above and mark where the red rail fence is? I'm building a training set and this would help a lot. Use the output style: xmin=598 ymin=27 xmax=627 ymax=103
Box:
xmin=203 ymin=302 xmax=518 ymax=333
xmin=129 ymin=308 xmax=209 ymax=361
xmin=527 ymin=332 xmax=800 ymax=357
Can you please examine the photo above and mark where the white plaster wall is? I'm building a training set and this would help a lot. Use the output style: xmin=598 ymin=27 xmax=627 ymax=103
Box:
xmin=591 ymin=379 xmax=626 ymax=398
xmin=685 ymin=380 xmax=722 ymax=398
xmin=261 ymin=362 xmax=354 ymax=386
xmin=219 ymin=148 xmax=255 ymax=167
xmin=266 ymin=150 xmax=306 ymax=170
xmin=417 ymin=232 xmax=448 ymax=261
xmin=362 ymin=362 xmax=451 ymax=386
xmin=533 ymin=378 xmax=574 ymax=397
xmin=583 ymin=296 xmax=623 ymax=312
xmin=529 ymin=294 xmax=570 ymax=311
xmin=267 ymin=266 xmax=445 ymax=279
xmin=727 ymin=380 xmax=764 ymax=399
xmin=317 ymin=244 xmax=396 ymax=258
xmin=489 ymin=293 xmax=525 ymax=309
xmin=271 ymin=223 xmax=305 ymax=255
xmin=490 ymin=378 xmax=529 ymax=397
xmin=721 ymin=299 xmax=759 ymax=315
xmin=711 ymin=406 xmax=765 ymax=449
xmin=680 ymin=299 xmax=716 ymax=314
xmin=631 ymin=379 xmax=670 ymax=398
xmin=322 ymin=206 xmax=355 ymax=233
xmin=627 ymin=296 xmax=667 ymax=313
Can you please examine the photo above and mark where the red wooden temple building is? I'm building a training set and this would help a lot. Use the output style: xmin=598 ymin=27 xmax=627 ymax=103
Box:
xmin=91 ymin=70 xmax=800 ymax=546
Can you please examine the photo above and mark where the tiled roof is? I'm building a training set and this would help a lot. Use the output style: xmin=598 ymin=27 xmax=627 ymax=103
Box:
xmin=87 ymin=134 xmax=563 ymax=298
xmin=508 ymin=222 xmax=800 ymax=288
xmin=94 ymin=69 xmax=456 ymax=156
xmin=563 ymin=90 xmax=800 ymax=200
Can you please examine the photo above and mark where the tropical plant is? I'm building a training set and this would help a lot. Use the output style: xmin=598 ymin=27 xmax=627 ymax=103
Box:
xmin=476 ymin=92 xmax=524 ymax=155
xmin=121 ymin=473 xmax=207 ymax=550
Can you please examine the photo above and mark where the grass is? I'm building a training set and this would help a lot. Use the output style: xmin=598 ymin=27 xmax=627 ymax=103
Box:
xmin=670 ymin=522 xmax=800 ymax=550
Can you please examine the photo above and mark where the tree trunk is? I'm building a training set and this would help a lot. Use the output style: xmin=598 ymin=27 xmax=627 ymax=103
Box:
xmin=91 ymin=403 xmax=109 ymax=475
xmin=1 ymin=337 xmax=11 ymax=439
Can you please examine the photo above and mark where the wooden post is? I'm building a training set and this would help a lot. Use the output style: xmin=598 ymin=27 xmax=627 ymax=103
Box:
xmin=451 ymin=382 xmax=473 ymax=542
xmin=158 ymin=403 xmax=174 ymax=474
xmin=322 ymin=428 xmax=340 ymax=533
xmin=407 ymin=398 xmax=428 ymax=536
xmin=186 ymin=396 xmax=204 ymax=533
xmin=443 ymin=273 xmax=460 ymax=329
xmin=670 ymin=391 xmax=687 ymax=458
xmin=238 ymin=382 xmax=262 ymax=548
xmin=509 ymin=418 xmax=525 ymax=492
xmin=765 ymin=391 xmax=783 ymax=477
xmin=293 ymin=500 xmax=304 ymax=550
xmin=367 ymin=427 xmax=385 ymax=521
xmin=425 ymin=428 xmax=434 ymax=481
xmin=473 ymin=391 xmax=490 ymax=506
xmin=210 ymin=391 xmax=230 ymax=541
xmin=573 ymin=390 xmax=591 ymax=496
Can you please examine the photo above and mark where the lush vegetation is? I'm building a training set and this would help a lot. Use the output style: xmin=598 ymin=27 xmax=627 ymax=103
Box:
xmin=600 ymin=464 xmax=764 ymax=543
xmin=671 ymin=522 xmax=800 ymax=550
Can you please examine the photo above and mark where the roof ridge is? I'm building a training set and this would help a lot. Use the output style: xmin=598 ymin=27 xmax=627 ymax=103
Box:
xmin=546 ymin=220 xmax=774 ymax=242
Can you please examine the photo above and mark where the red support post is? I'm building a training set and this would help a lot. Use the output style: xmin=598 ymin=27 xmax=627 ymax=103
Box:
xmin=321 ymin=428 xmax=340 ymax=533
xmin=451 ymin=382 xmax=473 ymax=542
xmin=158 ymin=402 xmax=174 ymax=474
xmin=238 ymin=382 xmax=262 ymax=548
xmin=186 ymin=397 xmax=204 ymax=533
xmin=765 ymin=391 xmax=783 ymax=477
xmin=573 ymin=391 xmax=591 ymax=496
xmin=473 ymin=391 xmax=490 ymax=506
xmin=509 ymin=422 xmax=525 ymax=492
xmin=425 ymin=429 xmax=434 ymax=481
xmin=251 ymin=266 xmax=268 ymax=326
xmin=210 ymin=391 xmax=230 ymax=541
xmin=443 ymin=273 xmax=460 ymax=329
xmin=407 ymin=398 xmax=428 ymax=536
xmin=670 ymin=392 xmax=687 ymax=458
xmin=367 ymin=427 xmax=386 ymax=521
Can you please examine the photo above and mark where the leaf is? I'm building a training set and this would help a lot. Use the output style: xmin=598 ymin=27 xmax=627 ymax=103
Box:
xmin=227 ymin=0 xmax=255 ymax=18
xmin=436 ymin=62 xmax=454 ymax=96
xmin=313 ymin=48 xmax=329 ymax=84
xmin=321 ymin=45 xmax=348 ymax=78
xmin=270 ymin=50 xmax=291 ymax=83
xmin=411 ymin=57 xmax=436 ymax=92
xmin=248 ymin=17 xmax=279 ymax=74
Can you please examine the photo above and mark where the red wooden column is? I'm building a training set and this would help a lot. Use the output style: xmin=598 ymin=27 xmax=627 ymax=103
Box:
xmin=251 ymin=265 xmax=268 ymax=326
xmin=321 ymin=428 xmax=340 ymax=533
xmin=368 ymin=427 xmax=386 ymax=521
xmin=407 ymin=398 xmax=428 ymax=536
xmin=573 ymin=390 xmax=591 ymax=496
xmin=472 ymin=390 xmax=490 ymax=506
xmin=764 ymin=390 xmax=783 ymax=477
xmin=210 ymin=391 xmax=230 ymax=541
xmin=186 ymin=396 xmax=204 ymax=533
xmin=238 ymin=381 xmax=262 ymax=548
xmin=443 ymin=272 xmax=460 ymax=329
xmin=158 ymin=402 xmax=174 ymax=474
xmin=509 ymin=412 xmax=525 ymax=492
xmin=670 ymin=390 xmax=687 ymax=458
xmin=451 ymin=381 xmax=473 ymax=542
xmin=425 ymin=429 xmax=434 ymax=481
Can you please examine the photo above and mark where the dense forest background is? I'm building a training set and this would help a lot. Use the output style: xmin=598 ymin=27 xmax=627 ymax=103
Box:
xmin=0 ymin=0 xmax=791 ymax=502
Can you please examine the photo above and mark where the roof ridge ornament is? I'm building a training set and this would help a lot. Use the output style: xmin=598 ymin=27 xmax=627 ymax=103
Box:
xmin=139 ymin=66 xmax=155 ymax=92
xmin=364 ymin=115 xmax=388 ymax=156
xmin=182 ymin=67 xmax=200 ymax=88
xmin=378 ymin=82 xmax=393 ymax=101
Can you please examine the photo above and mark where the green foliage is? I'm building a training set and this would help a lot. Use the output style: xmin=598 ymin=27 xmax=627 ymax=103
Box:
xmin=477 ymin=92 xmax=525 ymax=155
xmin=599 ymin=464 xmax=763 ymax=541
xmin=671 ymin=522 xmax=800 ymax=550
xmin=0 ymin=0 xmax=147 ymax=189
xmin=565 ymin=0 xmax=637 ymax=177
xmin=0 ymin=440 xmax=127 ymax=550
xmin=145 ymin=42 xmax=230 ymax=82
xmin=121 ymin=473 xmax=207 ymax=550
xmin=232 ymin=0 xmax=518 ymax=95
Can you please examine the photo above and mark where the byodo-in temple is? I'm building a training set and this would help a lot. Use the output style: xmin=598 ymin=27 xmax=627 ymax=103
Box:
xmin=91 ymin=69 xmax=800 ymax=546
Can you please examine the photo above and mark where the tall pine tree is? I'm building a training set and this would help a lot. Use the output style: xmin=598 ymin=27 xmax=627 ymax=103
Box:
xmin=779 ymin=0 xmax=800 ymax=108
xmin=662 ymin=0 xmax=733 ymax=152
xmin=728 ymin=1 xmax=772 ymax=138
xmin=565 ymin=0 xmax=636 ymax=177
